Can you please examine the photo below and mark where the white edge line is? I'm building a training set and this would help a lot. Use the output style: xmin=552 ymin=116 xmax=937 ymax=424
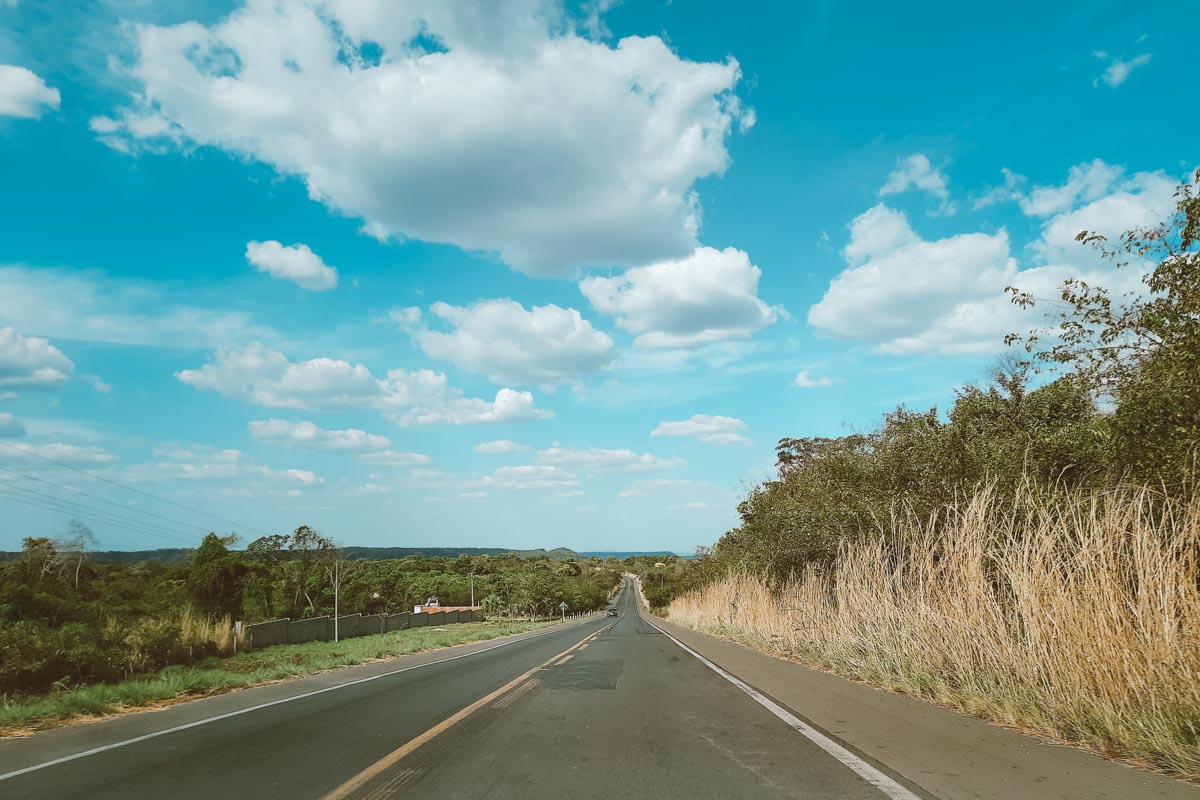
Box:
xmin=642 ymin=616 xmax=925 ymax=800
xmin=0 ymin=614 xmax=604 ymax=783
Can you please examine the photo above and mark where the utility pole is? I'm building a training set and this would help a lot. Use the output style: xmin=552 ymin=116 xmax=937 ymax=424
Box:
xmin=470 ymin=573 xmax=476 ymax=608
xmin=333 ymin=559 xmax=340 ymax=643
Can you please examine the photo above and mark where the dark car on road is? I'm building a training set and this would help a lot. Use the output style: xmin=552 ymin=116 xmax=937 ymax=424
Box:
xmin=607 ymin=609 xmax=619 ymax=617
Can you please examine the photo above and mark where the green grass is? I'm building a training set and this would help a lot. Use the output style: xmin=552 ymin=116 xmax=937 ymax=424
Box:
xmin=0 ymin=619 xmax=561 ymax=734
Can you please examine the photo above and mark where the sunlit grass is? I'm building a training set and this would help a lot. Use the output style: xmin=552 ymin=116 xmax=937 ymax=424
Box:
xmin=669 ymin=487 xmax=1200 ymax=779
xmin=0 ymin=619 xmax=558 ymax=734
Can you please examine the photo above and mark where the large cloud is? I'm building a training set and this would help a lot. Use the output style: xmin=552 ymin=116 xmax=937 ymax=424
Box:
xmin=177 ymin=343 xmax=551 ymax=426
xmin=94 ymin=1 xmax=748 ymax=275
xmin=808 ymin=205 xmax=1016 ymax=345
xmin=807 ymin=162 xmax=1180 ymax=356
xmin=400 ymin=299 xmax=612 ymax=385
xmin=0 ymin=326 xmax=74 ymax=393
xmin=0 ymin=65 xmax=60 ymax=119
xmin=580 ymin=246 xmax=778 ymax=348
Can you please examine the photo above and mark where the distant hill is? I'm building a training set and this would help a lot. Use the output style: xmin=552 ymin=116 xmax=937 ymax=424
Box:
xmin=578 ymin=551 xmax=689 ymax=559
xmin=0 ymin=546 xmax=587 ymax=563
xmin=341 ymin=546 xmax=583 ymax=561
xmin=0 ymin=548 xmax=196 ymax=565
xmin=0 ymin=546 xmax=690 ymax=563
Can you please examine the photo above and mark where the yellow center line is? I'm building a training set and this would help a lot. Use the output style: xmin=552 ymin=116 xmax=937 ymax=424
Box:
xmin=320 ymin=622 xmax=613 ymax=800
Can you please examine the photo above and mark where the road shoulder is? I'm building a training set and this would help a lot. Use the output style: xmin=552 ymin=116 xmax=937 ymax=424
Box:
xmin=652 ymin=615 xmax=1200 ymax=800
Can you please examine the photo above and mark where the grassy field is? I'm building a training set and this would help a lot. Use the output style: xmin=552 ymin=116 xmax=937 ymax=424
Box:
xmin=0 ymin=619 xmax=562 ymax=735
xmin=669 ymin=487 xmax=1200 ymax=781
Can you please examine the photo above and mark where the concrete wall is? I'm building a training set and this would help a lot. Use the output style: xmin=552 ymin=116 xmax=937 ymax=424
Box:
xmin=243 ymin=607 xmax=486 ymax=650
xmin=244 ymin=618 xmax=290 ymax=648
xmin=287 ymin=616 xmax=332 ymax=644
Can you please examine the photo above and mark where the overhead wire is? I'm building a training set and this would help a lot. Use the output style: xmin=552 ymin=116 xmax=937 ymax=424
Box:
xmin=0 ymin=464 xmax=211 ymax=535
xmin=0 ymin=480 xmax=200 ymax=542
xmin=0 ymin=486 xmax=199 ymax=547
xmin=0 ymin=439 xmax=274 ymax=537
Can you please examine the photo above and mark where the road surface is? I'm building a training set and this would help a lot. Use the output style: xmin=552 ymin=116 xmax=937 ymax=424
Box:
xmin=1 ymin=578 xmax=1195 ymax=799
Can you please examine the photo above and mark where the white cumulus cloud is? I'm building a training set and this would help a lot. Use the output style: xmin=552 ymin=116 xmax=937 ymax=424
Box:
xmin=536 ymin=446 xmax=682 ymax=473
xmin=580 ymin=246 xmax=778 ymax=348
xmin=0 ymin=327 xmax=74 ymax=393
xmin=122 ymin=447 xmax=321 ymax=497
xmin=176 ymin=343 xmax=552 ymax=426
xmin=0 ymin=65 xmax=60 ymax=119
xmin=808 ymin=205 xmax=1015 ymax=347
xmin=475 ymin=440 xmax=529 ymax=455
xmin=808 ymin=161 xmax=1181 ymax=356
xmin=486 ymin=465 xmax=579 ymax=491
xmin=246 ymin=241 xmax=338 ymax=291
xmin=880 ymin=153 xmax=952 ymax=213
xmin=793 ymin=370 xmax=834 ymax=388
xmin=1019 ymin=159 xmax=1126 ymax=217
xmin=247 ymin=419 xmax=391 ymax=452
xmin=400 ymin=299 xmax=612 ymax=385
xmin=651 ymin=414 xmax=749 ymax=445
xmin=95 ymin=1 xmax=748 ymax=275
xmin=0 ymin=442 xmax=117 ymax=468
xmin=358 ymin=450 xmax=432 ymax=467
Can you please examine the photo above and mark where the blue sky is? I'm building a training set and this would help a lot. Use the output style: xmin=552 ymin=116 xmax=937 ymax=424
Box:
xmin=0 ymin=0 xmax=1193 ymax=554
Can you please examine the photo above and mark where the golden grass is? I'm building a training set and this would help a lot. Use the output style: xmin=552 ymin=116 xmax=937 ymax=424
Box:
xmin=669 ymin=487 xmax=1200 ymax=778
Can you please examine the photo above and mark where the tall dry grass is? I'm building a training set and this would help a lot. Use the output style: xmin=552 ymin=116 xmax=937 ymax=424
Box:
xmin=669 ymin=487 xmax=1200 ymax=778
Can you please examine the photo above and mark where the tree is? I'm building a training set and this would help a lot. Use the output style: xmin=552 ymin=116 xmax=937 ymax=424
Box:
xmin=20 ymin=537 xmax=60 ymax=583
xmin=188 ymin=533 xmax=245 ymax=617
xmin=287 ymin=525 xmax=335 ymax=616
xmin=1008 ymin=169 xmax=1200 ymax=484
xmin=58 ymin=520 xmax=97 ymax=590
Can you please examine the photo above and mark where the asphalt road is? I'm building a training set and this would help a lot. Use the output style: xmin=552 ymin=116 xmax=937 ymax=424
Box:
xmin=1 ymin=580 xmax=923 ymax=800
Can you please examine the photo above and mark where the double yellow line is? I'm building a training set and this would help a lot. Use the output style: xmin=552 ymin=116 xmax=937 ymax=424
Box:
xmin=321 ymin=621 xmax=614 ymax=800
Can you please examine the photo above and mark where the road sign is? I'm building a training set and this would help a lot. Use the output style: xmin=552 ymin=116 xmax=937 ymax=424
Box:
xmin=558 ymin=600 xmax=568 ymax=621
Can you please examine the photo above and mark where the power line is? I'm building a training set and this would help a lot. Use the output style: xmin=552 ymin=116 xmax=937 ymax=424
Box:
xmin=0 ymin=483 xmax=198 ymax=544
xmin=0 ymin=480 xmax=200 ymax=543
xmin=0 ymin=464 xmax=211 ymax=535
xmin=0 ymin=486 xmax=199 ymax=547
xmin=0 ymin=440 xmax=274 ymax=537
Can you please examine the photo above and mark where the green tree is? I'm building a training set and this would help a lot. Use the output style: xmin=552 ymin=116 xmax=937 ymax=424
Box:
xmin=1008 ymin=169 xmax=1200 ymax=484
xmin=188 ymin=533 xmax=245 ymax=617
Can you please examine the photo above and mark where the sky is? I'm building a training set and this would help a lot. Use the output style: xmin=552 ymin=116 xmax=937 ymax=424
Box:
xmin=0 ymin=0 xmax=1194 ymax=554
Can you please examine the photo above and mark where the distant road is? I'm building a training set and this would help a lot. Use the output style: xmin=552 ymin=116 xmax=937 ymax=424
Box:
xmin=2 ymin=580 xmax=1196 ymax=799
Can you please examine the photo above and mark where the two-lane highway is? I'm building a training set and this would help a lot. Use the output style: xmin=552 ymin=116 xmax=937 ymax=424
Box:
xmin=0 ymin=579 xmax=920 ymax=799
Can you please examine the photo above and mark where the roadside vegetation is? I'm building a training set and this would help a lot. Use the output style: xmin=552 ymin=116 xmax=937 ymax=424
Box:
xmin=0 ymin=618 xmax=561 ymax=734
xmin=0 ymin=540 xmax=620 ymax=697
xmin=662 ymin=171 xmax=1200 ymax=778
